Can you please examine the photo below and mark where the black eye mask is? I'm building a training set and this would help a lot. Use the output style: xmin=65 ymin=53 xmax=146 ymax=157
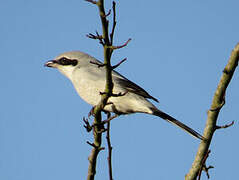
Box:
xmin=58 ymin=57 xmax=78 ymax=66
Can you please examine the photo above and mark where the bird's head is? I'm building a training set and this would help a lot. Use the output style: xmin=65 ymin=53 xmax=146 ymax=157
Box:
xmin=44 ymin=51 xmax=94 ymax=79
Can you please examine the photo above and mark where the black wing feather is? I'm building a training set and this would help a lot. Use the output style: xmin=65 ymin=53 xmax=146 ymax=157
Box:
xmin=115 ymin=78 xmax=159 ymax=102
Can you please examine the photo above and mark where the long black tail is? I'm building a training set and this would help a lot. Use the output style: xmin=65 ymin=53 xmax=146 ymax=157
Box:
xmin=151 ymin=108 xmax=205 ymax=140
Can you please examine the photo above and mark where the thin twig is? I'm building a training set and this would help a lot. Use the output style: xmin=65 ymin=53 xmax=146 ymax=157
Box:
xmin=90 ymin=58 xmax=126 ymax=69
xmin=110 ymin=1 xmax=116 ymax=45
xmin=215 ymin=121 xmax=234 ymax=130
xmin=102 ymin=114 xmax=118 ymax=124
xmin=203 ymin=165 xmax=214 ymax=179
xmin=90 ymin=61 xmax=106 ymax=68
xmin=87 ymin=141 xmax=97 ymax=148
xmin=103 ymin=9 xmax=111 ymax=18
xmin=112 ymin=58 xmax=127 ymax=69
xmin=86 ymin=33 xmax=103 ymax=40
xmin=106 ymin=113 xmax=113 ymax=180
xmin=110 ymin=38 xmax=131 ymax=50
xmin=197 ymin=150 xmax=211 ymax=180
xmin=85 ymin=0 xmax=97 ymax=4
xmin=87 ymin=31 xmax=104 ymax=45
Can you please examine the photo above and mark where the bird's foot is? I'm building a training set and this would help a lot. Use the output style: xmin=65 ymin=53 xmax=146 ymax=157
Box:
xmin=88 ymin=107 xmax=95 ymax=118
xmin=101 ymin=114 xmax=119 ymax=124
xmin=83 ymin=117 xmax=93 ymax=132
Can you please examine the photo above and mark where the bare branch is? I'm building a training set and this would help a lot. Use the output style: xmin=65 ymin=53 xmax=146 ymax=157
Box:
xmin=110 ymin=38 xmax=131 ymax=50
xmin=87 ymin=141 xmax=105 ymax=151
xmin=103 ymin=9 xmax=111 ymax=18
xmin=90 ymin=57 xmax=126 ymax=70
xmin=215 ymin=121 xmax=234 ymax=130
xmin=102 ymin=114 xmax=118 ymax=124
xmin=185 ymin=43 xmax=239 ymax=179
xmin=203 ymin=165 xmax=214 ymax=179
xmin=197 ymin=150 xmax=212 ymax=180
xmin=85 ymin=0 xmax=97 ymax=4
xmin=110 ymin=1 xmax=117 ymax=45
xmin=87 ymin=141 xmax=97 ymax=148
xmin=86 ymin=33 xmax=103 ymax=40
xmin=87 ymin=31 xmax=104 ymax=45
xmin=112 ymin=58 xmax=127 ymax=69
xmin=106 ymin=113 xmax=113 ymax=180
xmin=210 ymin=92 xmax=225 ymax=111
xmin=90 ymin=61 xmax=106 ymax=68
xmin=86 ymin=0 xmax=128 ymax=179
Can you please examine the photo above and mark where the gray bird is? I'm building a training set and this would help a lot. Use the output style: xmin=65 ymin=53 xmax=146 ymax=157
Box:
xmin=45 ymin=51 xmax=204 ymax=140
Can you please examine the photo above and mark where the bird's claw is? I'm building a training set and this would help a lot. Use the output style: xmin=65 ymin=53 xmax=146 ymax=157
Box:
xmin=88 ymin=107 xmax=95 ymax=118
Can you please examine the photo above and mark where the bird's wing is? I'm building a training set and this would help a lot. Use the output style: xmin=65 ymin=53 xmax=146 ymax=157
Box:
xmin=112 ymin=71 xmax=159 ymax=102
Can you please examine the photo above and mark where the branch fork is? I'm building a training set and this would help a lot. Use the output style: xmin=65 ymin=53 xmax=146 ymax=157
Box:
xmin=197 ymin=150 xmax=213 ymax=180
xmin=87 ymin=31 xmax=104 ymax=45
xmin=90 ymin=57 xmax=127 ymax=70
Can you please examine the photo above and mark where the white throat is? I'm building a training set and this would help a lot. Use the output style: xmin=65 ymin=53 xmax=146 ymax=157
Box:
xmin=58 ymin=66 xmax=76 ymax=80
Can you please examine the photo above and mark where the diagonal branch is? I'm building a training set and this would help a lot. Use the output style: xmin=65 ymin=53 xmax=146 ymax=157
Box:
xmin=85 ymin=0 xmax=97 ymax=4
xmin=110 ymin=38 xmax=131 ymax=50
xmin=112 ymin=58 xmax=127 ymax=69
xmin=185 ymin=43 xmax=239 ymax=180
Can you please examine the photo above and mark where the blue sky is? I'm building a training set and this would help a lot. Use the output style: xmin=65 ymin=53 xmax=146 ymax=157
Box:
xmin=1 ymin=0 xmax=239 ymax=179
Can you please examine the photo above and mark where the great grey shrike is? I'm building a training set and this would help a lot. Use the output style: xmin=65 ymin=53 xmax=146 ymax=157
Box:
xmin=45 ymin=51 xmax=204 ymax=140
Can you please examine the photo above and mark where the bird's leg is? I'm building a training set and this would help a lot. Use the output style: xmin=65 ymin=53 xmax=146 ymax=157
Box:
xmin=88 ymin=106 xmax=96 ymax=118
xmin=102 ymin=114 xmax=119 ymax=124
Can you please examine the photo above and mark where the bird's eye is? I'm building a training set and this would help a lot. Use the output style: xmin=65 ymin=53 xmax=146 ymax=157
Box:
xmin=58 ymin=57 xmax=69 ymax=65
xmin=71 ymin=59 xmax=78 ymax=66
xmin=58 ymin=57 xmax=77 ymax=66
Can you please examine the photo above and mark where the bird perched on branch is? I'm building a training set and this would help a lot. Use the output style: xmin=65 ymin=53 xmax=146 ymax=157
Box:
xmin=45 ymin=51 xmax=204 ymax=140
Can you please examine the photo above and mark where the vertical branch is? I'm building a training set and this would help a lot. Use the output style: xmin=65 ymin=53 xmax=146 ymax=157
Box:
xmin=97 ymin=0 xmax=114 ymax=102
xmin=86 ymin=1 xmax=129 ymax=180
xmin=87 ymin=112 xmax=104 ymax=180
xmin=106 ymin=113 xmax=113 ymax=180
xmin=86 ymin=0 xmax=112 ymax=179
xmin=185 ymin=43 xmax=239 ymax=180
xmin=110 ymin=1 xmax=116 ymax=45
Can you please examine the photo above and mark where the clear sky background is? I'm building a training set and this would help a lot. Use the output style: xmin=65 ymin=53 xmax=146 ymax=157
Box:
xmin=1 ymin=0 xmax=239 ymax=180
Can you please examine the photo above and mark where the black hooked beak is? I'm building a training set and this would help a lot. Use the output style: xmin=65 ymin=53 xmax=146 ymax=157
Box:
xmin=44 ymin=60 xmax=58 ymax=67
